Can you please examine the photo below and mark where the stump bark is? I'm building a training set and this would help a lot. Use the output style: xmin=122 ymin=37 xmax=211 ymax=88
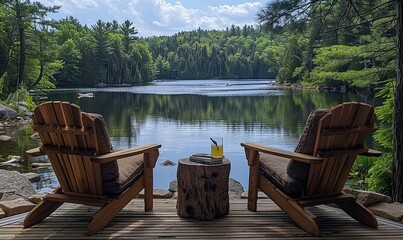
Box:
xmin=176 ymin=158 xmax=231 ymax=220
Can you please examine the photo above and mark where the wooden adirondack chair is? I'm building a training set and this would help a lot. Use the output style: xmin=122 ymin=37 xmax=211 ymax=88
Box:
xmin=241 ymin=102 xmax=381 ymax=236
xmin=24 ymin=101 xmax=161 ymax=235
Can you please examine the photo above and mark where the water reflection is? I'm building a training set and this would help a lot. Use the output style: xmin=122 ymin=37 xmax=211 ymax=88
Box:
xmin=0 ymin=80 xmax=378 ymax=191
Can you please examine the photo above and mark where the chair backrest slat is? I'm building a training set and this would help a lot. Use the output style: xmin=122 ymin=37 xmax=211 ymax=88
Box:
xmin=305 ymin=102 xmax=375 ymax=196
xmin=32 ymin=101 xmax=104 ymax=195
xmin=321 ymin=126 xmax=376 ymax=136
xmin=34 ymin=124 xmax=91 ymax=135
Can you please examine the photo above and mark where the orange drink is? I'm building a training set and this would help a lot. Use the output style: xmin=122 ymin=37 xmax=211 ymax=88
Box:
xmin=210 ymin=137 xmax=223 ymax=158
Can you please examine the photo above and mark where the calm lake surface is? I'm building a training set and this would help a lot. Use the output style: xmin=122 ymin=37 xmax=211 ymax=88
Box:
xmin=0 ymin=79 xmax=378 ymax=192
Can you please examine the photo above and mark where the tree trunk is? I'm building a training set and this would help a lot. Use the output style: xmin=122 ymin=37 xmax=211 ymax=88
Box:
xmin=393 ymin=0 xmax=403 ymax=203
xmin=17 ymin=2 xmax=25 ymax=88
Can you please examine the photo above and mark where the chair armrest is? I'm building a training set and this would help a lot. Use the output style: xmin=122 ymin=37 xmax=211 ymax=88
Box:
xmin=91 ymin=144 xmax=161 ymax=167
xmin=241 ymin=142 xmax=323 ymax=166
xmin=26 ymin=147 xmax=46 ymax=157
xmin=359 ymin=148 xmax=382 ymax=157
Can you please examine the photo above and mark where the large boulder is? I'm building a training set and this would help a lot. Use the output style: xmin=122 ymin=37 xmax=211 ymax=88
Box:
xmin=0 ymin=169 xmax=36 ymax=201
xmin=22 ymin=172 xmax=41 ymax=182
xmin=0 ymin=198 xmax=36 ymax=217
xmin=241 ymin=191 xmax=269 ymax=199
xmin=9 ymin=102 xmax=32 ymax=117
xmin=169 ymin=180 xmax=178 ymax=192
xmin=368 ymin=202 xmax=403 ymax=222
xmin=160 ymin=160 xmax=176 ymax=166
xmin=229 ymin=178 xmax=244 ymax=199
xmin=136 ymin=189 xmax=173 ymax=199
xmin=0 ymin=105 xmax=18 ymax=121
xmin=344 ymin=188 xmax=393 ymax=206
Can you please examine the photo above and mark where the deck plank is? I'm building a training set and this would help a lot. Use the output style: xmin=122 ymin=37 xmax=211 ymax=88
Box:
xmin=0 ymin=198 xmax=402 ymax=239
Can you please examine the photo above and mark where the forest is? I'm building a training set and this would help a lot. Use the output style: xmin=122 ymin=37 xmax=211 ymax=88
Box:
xmin=0 ymin=0 xmax=395 ymax=96
xmin=0 ymin=1 xmax=400 ymax=199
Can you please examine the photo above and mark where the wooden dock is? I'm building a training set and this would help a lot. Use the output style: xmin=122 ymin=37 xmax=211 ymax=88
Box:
xmin=0 ymin=198 xmax=402 ymax=239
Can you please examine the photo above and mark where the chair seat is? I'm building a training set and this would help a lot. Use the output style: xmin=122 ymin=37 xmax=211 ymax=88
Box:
xmin=259 ymin=153 xmax=305 ymax=197
xmin=103 ymin=154 xmax=144 ymax=195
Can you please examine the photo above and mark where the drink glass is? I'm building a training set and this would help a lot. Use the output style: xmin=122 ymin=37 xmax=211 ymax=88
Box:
xmin=210 ymin=137 xmax=223 ymax=158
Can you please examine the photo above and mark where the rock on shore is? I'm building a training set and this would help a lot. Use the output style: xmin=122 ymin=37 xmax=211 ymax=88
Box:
xmin=0 ymin=169 xmax=36 ymax=201
xmin=0 ymin=105 xmax=18 ymax=121
xmin=0 ymin=103 xmax=32 ymax=129
xmin=0 ymin=170 xmax=38 ymax=218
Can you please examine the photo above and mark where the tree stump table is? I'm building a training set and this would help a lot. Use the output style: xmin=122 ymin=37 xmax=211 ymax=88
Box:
xmin=176 ymin=157 xmax=231 ymax=220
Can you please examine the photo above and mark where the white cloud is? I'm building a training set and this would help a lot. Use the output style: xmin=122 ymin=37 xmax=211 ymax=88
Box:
xmin=39 ymin=0 xmax=263 ymax=36
xmin=127 ymin=0 xmax=262 ymax=36
xmin=195 ymin=16 xmax=220 ymax=29
xmin=209 ymin=2 xmax=262 ymax=16
xmin=70 ymin=0 xmax=99 ymax=9
xmin=106 ymin=0 xmax=123 ymax=14
xmin=40 ymin=0 xmax=99 ymax=14
xmin=127 ymin=0 xmax=198 ymax=35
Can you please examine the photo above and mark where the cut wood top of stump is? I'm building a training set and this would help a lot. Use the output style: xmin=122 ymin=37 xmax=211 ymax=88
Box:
xmin=179 ymin=157 xmax=230 ymax=166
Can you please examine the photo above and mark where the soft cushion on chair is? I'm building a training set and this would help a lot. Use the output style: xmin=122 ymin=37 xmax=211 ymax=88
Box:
xmin=260 ymin=153 xmax=305 ymax=197
xmin=103 ymin=154 xmax=144 ymax=195
xmin=87 ymin=113 xmax=118 ymax=181
xmin=286 ymin=108 xmax=329 ymax=181
xmin=88 ymin=113 xmax=113 ymax=154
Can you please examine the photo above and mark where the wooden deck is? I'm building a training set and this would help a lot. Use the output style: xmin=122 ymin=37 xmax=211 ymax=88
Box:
xmin=0 ymin=198 xmax=402 ymax=239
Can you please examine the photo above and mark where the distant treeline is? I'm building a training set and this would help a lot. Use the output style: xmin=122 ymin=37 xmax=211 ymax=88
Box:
xmin=0 ymin=0 xmax=396 ymax=99
xmin=148 ymin=26 xmax=274 ymax=80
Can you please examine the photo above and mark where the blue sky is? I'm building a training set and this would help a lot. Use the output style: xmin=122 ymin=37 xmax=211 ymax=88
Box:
xmin=39 ymin=0 xmax=265 ymax=37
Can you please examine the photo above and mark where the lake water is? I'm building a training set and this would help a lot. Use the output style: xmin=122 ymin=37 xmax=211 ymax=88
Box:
xmin=0 ymin=79 xmax=378 ymax=192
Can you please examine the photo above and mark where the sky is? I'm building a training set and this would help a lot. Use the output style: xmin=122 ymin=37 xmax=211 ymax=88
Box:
xmin=39 ymin=0 xmax=266 ymax=37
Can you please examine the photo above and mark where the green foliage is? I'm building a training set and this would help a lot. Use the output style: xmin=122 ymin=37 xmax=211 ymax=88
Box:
xmin=0 ymin=0 xmax=61 ymax=97
xmin=349 ymin=81 xmax=395 ymax=195
xmin=258 ymin=42 xmax=281 ymax=78
xmin=0 ymin=72 xmax=5 ymax=99
xmin=350 ymin=156 xmax=377 ymax=190
xmin=51 ymin=18 xmax=153 ymax=86
xmin=56 ymin=39 xmax=82 ymax=86
xmin=309 ymin=45 xmax=381 ymax=87
xmin=121 ymin=20 xmax=138 ymax=53
xmin=256 ymin=0 xmax=397 ymax=197
xmin=368 ymin=153 xmax=393 ymax=196
xmin=4 ymin=87 xmax=36 ymax=112
xmin=257 ymin=0 xmax=396 ymax=88
xmin=0 ymin=0 xmax=397 ymax=94
xmin=366 ymin=81 xmax=394 ymax=197
xmin=350 ymin=153 xmax=393 ymax=197
xmin=374 ymin=81 xmax=394 ymax=149
xmin=146 ymin=28 xmax=272 ymax=80
xmin=40 ymin=60 xmax=63 ymax=89
xmin=276 ymin=37 xmax=302 ymax=84
xmin=154 ymin=55 xmax=171 ymax=79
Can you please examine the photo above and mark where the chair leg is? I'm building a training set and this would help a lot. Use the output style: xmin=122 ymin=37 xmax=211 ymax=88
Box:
xmin=282 ymin=202 xmax=319 ymax=236
xmin=23 ymin=199 xmax=63 ymax=228
xmin=247 ymin=164 xmax=259 ymax=211
xmin=86 ymin=199 xmax=125 ymax=235
xmin=144 ymin=167 xmax=153 ymax=211
xmin=259 ymin=176 xmax=320 ymax=236
xmin=336 ymin=199 xmax=378 ymax=228
xmin=86 ymin=178 xmax=145 ymax=235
